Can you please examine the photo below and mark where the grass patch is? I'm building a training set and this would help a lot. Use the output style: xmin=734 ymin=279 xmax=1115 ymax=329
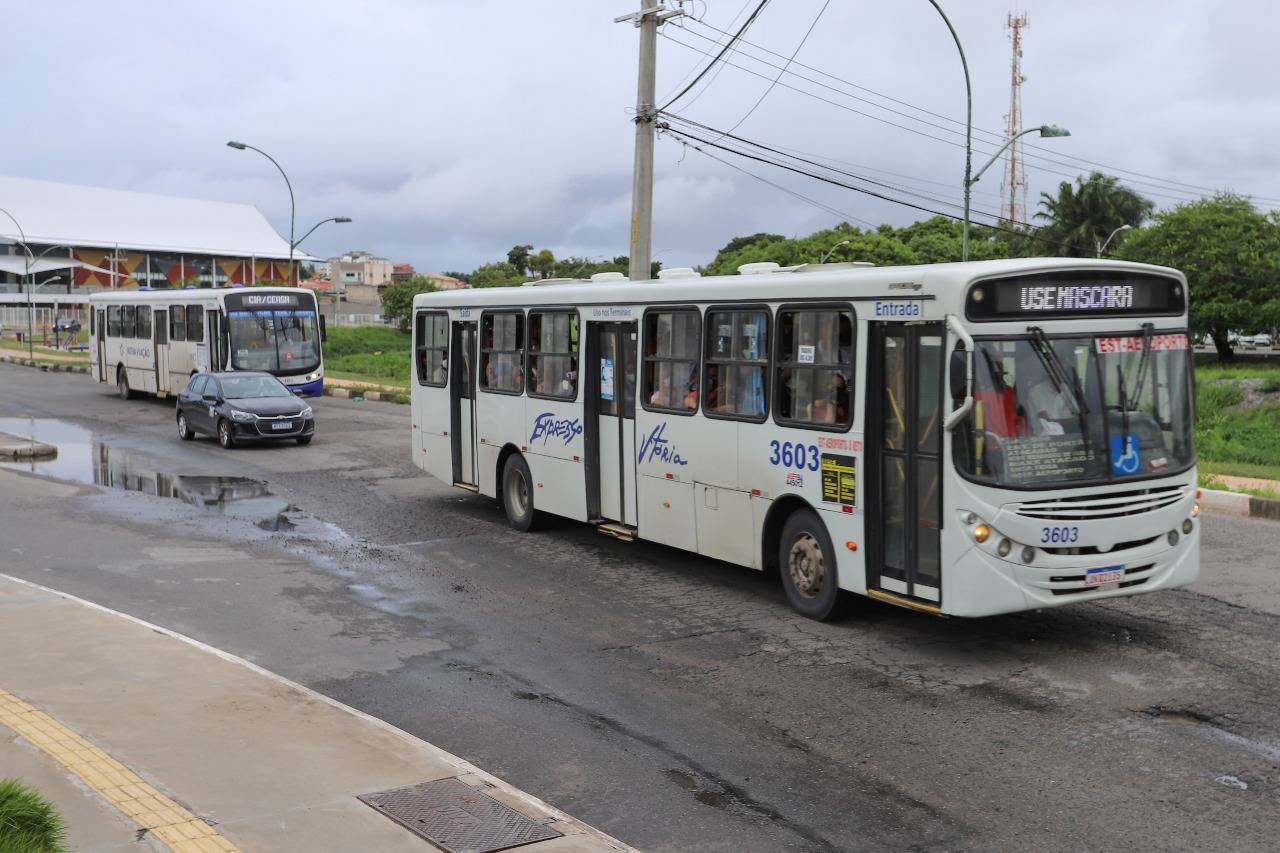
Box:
xmin=324 ymin=326 xmax=411 ymax=387
xmin=0 ymin=778 xmax=67 ymax=853
xmin=1194 ymin=353 xmax=1280 ymax=381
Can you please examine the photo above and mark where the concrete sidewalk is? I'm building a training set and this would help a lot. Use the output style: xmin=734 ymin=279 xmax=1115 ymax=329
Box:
xmin=0 ymin=574 xmax=633 ymax=853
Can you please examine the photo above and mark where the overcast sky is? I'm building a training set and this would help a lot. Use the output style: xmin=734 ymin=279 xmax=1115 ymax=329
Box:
xmin=6 ymin=1 xmax=1278 ymax=272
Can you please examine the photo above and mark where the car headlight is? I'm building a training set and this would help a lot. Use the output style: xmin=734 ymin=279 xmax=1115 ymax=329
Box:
xmin=229 ymin=409 xmax=256 ymax=422
xmin=300 ymin=405 xmax=314 ymax=418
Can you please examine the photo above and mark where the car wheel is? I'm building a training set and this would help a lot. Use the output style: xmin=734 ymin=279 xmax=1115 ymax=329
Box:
xmin=501 ymin=453 xmax=542 ymax=532
xmin=217 ymin=419 xmax=236 ymax=449
xmin=296 ymin=435 xmax=313 ymax=446
xmin=177 ymin=412 xmax=194 ymax=441
xmin=779 ymin=508 xmax=846 ymax=621
xmin=116 ymin=367 xmax=133 ymax=400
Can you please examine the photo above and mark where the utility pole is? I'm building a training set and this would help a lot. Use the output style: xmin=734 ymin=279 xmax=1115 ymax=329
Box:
xmin=616 ymin=4 xmax=682 ymax=281
xmin=1000 ymin=12 xmax=1030 ymax=225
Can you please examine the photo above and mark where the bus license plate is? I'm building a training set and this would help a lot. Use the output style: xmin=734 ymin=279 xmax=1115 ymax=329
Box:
xmin=271 ymin=421 xmax=293 ymax=431
xmin=1086 ymin=566 xmax=1124 ymax=588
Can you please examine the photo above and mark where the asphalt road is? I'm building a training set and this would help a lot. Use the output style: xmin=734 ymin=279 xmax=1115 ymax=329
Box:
xmin=1 ymin=362 xmax=1277 ymax=852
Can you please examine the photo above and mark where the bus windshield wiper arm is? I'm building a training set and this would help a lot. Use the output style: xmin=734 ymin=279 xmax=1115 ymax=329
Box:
xmin=1028 ymin=327 xmax=1084 ymax=415
xmin=1130 ymin=322 xmax=1155 ymax=404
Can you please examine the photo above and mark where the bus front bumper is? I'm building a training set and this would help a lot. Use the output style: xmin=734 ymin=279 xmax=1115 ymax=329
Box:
xmin=942 ymin=528 xmax=1200 ymax=618
xmin=282 ymin=377 xmax=324 ymax=397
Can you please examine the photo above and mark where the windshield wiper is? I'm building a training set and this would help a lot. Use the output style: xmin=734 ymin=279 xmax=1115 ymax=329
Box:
xmin=1116 ymin=362 xmax=1132 ymax=443
xmin=1028 ymin=327 xmax=1086 ymax=415
xmin=1130 ymin=322 xmax=1155 ymax=404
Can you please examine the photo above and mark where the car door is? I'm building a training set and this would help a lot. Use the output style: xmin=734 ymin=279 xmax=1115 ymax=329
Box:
xmin=188 ymin=376 xmax=216 ymax=434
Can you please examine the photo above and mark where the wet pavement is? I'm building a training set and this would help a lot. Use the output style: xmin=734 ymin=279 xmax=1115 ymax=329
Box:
xmin=1 ymin=363 xmax=1279 ymax=852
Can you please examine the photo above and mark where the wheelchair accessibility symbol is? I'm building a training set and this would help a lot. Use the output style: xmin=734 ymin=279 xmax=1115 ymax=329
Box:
xmin=1110 ymin=435 xmax=1140 ymax=476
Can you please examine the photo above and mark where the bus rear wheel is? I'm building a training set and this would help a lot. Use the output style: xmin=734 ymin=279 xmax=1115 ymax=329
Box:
xmin=779 ymin=509 xmax=845 ymax=621
xmin=501 ymin=453 xmax=542 ymax=532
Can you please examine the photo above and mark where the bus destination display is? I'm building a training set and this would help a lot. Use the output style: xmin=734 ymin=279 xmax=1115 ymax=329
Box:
xmin=967 ymin=271 xmax=1184 ymax=321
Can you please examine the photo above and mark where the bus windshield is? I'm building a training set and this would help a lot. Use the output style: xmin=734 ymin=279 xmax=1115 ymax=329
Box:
xmin=228 ymin=309 xmax=321 ymax=373
xmin=954 ymin=331 xmax=1193 ymax=487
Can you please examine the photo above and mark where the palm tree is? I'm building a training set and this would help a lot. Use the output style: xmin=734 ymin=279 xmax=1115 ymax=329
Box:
xmin=1036 ymin=172 xmax=1154 ymax=257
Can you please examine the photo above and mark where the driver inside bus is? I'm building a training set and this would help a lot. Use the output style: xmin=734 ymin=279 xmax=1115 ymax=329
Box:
xmin=1016 ymin=346 xmax=1072 ymax=435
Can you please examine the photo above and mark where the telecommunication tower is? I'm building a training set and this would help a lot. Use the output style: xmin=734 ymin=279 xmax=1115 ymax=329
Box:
xmin=1000 ymin=12 xmax=1030 ymax=225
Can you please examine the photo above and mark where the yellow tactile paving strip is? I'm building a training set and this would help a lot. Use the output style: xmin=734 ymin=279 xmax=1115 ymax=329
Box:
xmin=0 ymin=687 xmax=240 ymax=853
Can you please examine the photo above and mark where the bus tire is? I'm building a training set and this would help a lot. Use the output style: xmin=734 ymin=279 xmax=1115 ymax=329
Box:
xmin=217 ymin=419 xmax=236 ymax=449
xmin=116 ymin=367 xmax=133 ymax=400
xmin=176 ymin=412 xmax=194 ymax=441
xmin=779 ymin=508 xmax=845 ymax=621
xmin=501 ymin=453 xmax=542 ymax=532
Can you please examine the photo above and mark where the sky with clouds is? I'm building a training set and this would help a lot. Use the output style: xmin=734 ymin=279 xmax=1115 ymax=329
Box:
xmin=5 ymin=0 xmax=1278 ymax=272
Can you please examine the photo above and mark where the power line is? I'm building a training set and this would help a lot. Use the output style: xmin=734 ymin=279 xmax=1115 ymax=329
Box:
xmin=660 ymin=0 xmax=772 ymax=112
xmin=716 ymin=0 xmax=831 ymax=138
xmin=683 ymin=17 xmax=1280 ymax=206
xmin=660 ymin=30 xmax=1213 ymax=206
xmin=658 ymin=0 xmax=754 ymax=109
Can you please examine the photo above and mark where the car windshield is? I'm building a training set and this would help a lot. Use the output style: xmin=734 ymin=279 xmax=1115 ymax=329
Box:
xmin=228 ymin=309 xmax=320 ymax=373
xmin=953 ymin=331 xmax=1194 ymax=487
xmin=219 ymin=375 xmax=293 ymax=399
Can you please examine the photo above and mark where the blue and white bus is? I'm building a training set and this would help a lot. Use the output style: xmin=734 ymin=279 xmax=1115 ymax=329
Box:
xmin=89 ymin=287 xmax=325 ymax=399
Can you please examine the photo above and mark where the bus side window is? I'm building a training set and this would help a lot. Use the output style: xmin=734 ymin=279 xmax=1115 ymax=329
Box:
xmin=703 ymin=308 xmax=769 ymax=421
xmin=480 ymin=311 xmax=525 ymax=394
xmin=642 ymin=308 xmax=699 ymax=413
xmin=415 ymin=312 xmax=448 ymax=387
xmin=122 ymin=306 xmax=137 ymax=339
xmin=107 ymin=307 xmax=121 ymax=338
xmin=775 ymin=308 xmax=854 ymax=429
xmin=137 ymin=307 xmax=152 ymax=341
xmin=187 ymin=306 xmax=204 ymax=344
xmin=170 ymin=307 xmax=186 ymax=342
xmin=528 ymin=310 xmax=579 ymax=400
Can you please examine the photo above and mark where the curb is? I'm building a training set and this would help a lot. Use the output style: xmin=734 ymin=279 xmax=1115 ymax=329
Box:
xmin=322 ymin=384 xmax=407 ymax=405
xmin=1201 ymin=487 xmax=1280 ymax=522
xmin=0 ymin=354 xmax=91 ymax=374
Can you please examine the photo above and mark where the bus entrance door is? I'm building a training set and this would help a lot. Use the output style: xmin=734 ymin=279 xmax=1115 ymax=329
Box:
xmin=868 ymin=322 xmax=945 ymax=606
xmin=449 ymin=321 xmax=479 ymax=488
xmin=94 ymin=308 xmax=106 ymax=382
xmin=205 ymin=309 xmax=223 ymax=371
xmin=586 ymin=321 xmax=637 ymax=532
xmin=154 ymin=310 xmax=169 ymax=396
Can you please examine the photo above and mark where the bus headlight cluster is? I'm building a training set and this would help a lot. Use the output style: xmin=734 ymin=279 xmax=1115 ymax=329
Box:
xmin=1181 ymin=518 xmax=1193 ymax=535
xmin=1167 ymin=530 xmax=1180 ymax=546
xmin=305 ymin=371 xmax=321 ymax=382
xmin=972 ymin=523 xmax=992 ymax=543
xmin=997 ymin=538 xmax=1012 ymax=558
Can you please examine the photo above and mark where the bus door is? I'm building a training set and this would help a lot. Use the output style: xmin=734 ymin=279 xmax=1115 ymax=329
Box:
xmin=154 ymin=309 xmax=169 ymax=395
xmin=449 ymin=321 xmax=479 ymax=488
xmin=94 ymin=308 xmax=106 ymax=382
xmin=205 ymin=309 xmax=223 ymax=371
xmin=867 ymin=322 xmax=945 ymax=605
xmin=585 ymin=321 xmax=637 ymax=530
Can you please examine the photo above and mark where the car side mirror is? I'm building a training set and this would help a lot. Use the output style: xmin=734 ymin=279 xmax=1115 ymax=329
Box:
xmin=949 ymin=348 xmax=968 ymax=402
xmin=202 ymin=394 xmax=219 ymax=404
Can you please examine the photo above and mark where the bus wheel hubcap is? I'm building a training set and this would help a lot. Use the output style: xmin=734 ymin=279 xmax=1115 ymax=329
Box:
xmin=508 ymin=470 xmax=529 ymax=516
xmin=788 ymin=533 xmax=825 ymax=598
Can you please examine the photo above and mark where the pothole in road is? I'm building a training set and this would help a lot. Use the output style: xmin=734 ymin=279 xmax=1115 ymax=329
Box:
xmin=0 ymin=416 xmax=292 ymax=526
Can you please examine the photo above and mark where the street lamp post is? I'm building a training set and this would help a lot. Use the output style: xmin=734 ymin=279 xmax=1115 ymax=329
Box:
xmin=227 ymin=141 xmax=296 ymax=285
xmin=1097 ymin=223 xmax=1133 ymax=258
xmin=968 ymin=124 xmax=1071 ymax=187
xmin=0 ymin=206 xmax=37 ymax=357
xmin=923 ymin=0 xmax=973 ymax=260
xmin=819 ymin=239 xmax=851 ymax=264
xmin=291 ymin=216 xmax=351 ymax=325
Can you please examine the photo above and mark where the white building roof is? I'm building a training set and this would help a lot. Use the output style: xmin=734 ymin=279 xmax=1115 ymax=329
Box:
xmin=0 ymin=175 xmax=316 ymax=261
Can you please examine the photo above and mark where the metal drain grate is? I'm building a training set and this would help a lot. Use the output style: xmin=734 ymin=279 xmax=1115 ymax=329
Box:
xmin=358 ymin=777 xmax=563 ymax=853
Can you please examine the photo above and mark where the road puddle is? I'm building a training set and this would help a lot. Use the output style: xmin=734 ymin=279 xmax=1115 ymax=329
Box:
xmin=0 ymin=417 xmax=292 ymax=526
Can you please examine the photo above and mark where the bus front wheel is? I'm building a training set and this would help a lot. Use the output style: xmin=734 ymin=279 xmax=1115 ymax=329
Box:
xmin=501 ymin=453 xmax=542 ymax=532
xmin=779 ymin=509 xmax=845 ymax=621
xmin=116 ymin=367 xmax=133 ymax=400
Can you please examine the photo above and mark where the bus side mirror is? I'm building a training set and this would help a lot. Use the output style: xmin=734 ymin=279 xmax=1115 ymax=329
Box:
xmin=319 ymin=315 xmax=327 ymax=342
xmin=949 ymin=348 xmax=968 ymax=402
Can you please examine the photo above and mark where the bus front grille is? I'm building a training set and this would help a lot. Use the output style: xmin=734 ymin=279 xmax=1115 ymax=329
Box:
xmin=1014 ymin=486 xmax=1185 ymax=521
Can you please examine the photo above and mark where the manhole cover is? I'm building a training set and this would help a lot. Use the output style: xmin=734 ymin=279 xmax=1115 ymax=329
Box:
xmin=358 ymin=777 xmax=563 ymax=853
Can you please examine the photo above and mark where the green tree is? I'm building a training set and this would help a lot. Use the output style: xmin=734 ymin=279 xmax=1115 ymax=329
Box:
xmin=1119 ymin=194 xmax=1280 ymax=360
xmin=299 ymin=264 xmax=315 ymax=281
xmin=468 ymin=261 xmax=524 ymax=288
xmin=379 ymin=276 xmax=439 ymax=331
xmin=529 ymin=248 xmax=556 ymax=279
xmin=1036 ymin=171 xmax=1154 ymax=257
xmin=506 ymin=244 xmax=533 ymax=276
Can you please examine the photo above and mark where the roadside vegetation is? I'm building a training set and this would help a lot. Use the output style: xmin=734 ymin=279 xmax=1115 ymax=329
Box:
xmin=324 ymin=326 xmax=411 ymax=389
xmin=1194 ymin=355 xmax=1280 ymax=484
xmin=0 ymin=778 xmax=67 ymax=853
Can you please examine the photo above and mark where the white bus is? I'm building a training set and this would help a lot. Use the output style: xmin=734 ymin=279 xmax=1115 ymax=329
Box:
xmin=409 ymin=259 xmax=1199 ymax=620
xmin=88 ymin=287 xmax=325 ymax=399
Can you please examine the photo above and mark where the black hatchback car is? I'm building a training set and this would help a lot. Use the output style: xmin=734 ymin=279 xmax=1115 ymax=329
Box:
xmin=176 ymin=372 xmax=316 ymax=449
